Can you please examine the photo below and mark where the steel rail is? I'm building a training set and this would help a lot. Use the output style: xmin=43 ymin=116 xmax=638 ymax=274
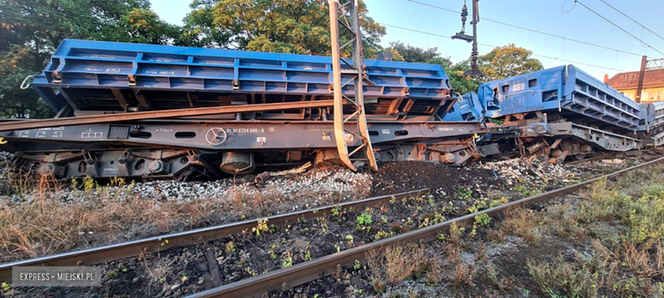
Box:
xmin=187 ymin=155 xmax=664 ymax=298
xmin=0 ymin=189 xmax=428 ymax=281
xmin=0 ymin=100 xmax=338 ymax=132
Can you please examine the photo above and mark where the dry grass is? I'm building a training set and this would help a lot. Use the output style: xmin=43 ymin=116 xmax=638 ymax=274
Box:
xmin=0 ymin=169 xmax=371 ymax=262
xmin=499 ymin=206 xmax=541 ymax=243
xmin=0 ymin=186 xmax=212 ymax=261
xmin=367 ymin=244 xmax=425 ymax=287
xmin=526 ymin=164 xmax=664 ymax=298
xmin=527 ymin=257 xmax=599 ymax=298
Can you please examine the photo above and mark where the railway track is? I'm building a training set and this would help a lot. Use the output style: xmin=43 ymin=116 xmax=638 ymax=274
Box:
xmin=1 ymin=155 xmax=661 ymax=297
xmin=186 ymin=155 xmax=664 ymax=298
xmin=0 ymin=189 xmax=428 ymax=281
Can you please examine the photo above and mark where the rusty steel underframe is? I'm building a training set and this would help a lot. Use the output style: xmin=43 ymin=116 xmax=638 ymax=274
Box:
xmin=3 ymin=120 xmax=486 ymax=179
xmin=0 ymin=100 xmax=338 ymax=132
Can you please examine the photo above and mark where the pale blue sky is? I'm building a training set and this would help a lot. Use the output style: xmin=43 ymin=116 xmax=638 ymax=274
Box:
xmin=150 ymin=0 xmax=664 ymax=80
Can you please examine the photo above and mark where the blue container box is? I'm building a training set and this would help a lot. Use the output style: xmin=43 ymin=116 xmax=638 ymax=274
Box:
xmin=32 ymin=39 xmax=453 ymax=114
xmin=478 ymin=65 xmax=640 ymax=131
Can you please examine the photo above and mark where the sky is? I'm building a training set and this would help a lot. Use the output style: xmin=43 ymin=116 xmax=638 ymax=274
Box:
xmin=150 ymin=0 xmax=664 ymax=81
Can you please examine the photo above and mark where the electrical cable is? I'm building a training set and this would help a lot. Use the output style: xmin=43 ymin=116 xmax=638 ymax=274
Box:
xmin=406 ymin=0 xmax=645 ymax=57
xmin=574 ymin=0 xmax=664 ymax=57
xmin=380 ymin=22 xmax=627 ymax=72
xmin=598 ymin=0 xmax=664 ymax=43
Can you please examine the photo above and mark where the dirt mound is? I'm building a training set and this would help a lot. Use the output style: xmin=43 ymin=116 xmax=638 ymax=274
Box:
xmin=370 ymin=162 xmax=500 ymax=198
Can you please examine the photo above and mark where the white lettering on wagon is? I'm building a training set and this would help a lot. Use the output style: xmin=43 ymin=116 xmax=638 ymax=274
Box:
xmin=225 ymin=128 xmax=265 ymax=134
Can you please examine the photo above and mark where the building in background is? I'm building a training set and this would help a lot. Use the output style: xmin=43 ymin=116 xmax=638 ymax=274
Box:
xmin=607 ymin=68 xmax=664 ymax=103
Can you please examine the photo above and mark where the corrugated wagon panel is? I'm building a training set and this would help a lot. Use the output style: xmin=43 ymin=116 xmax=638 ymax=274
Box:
xmin=33 ymin=39 xmax=452 ymax=113
xmin=478 ymin=65 xmax=641 ymax=131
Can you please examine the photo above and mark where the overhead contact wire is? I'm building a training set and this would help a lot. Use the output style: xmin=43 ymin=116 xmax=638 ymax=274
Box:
xmin=380 ymin=22 xmax=627 ymax=72
xmin=406 ymin=0 xmax=645 ymax=57
xmin=574 ymin=0 xmax=664 ymax=57
xmin=598 ymin=0 xmax=664 ymax=43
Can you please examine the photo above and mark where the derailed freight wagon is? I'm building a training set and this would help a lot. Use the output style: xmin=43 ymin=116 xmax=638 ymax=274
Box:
xmin=449 ymin=65 xmax=660 ymax=163
xmin=0 ymin=39 xmax=488 ymax=180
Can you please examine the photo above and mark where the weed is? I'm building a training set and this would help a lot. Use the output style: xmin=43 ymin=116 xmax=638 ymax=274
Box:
xmin=418 ymin=217 xmax=430 ymax=228
xmin=486 ymin=229 xmax=505 ymax=242
xmin=345 ymin=235 xmax=354 ymax=245
xmin=252 ymin=218 xmax=269 ymax=236
xmin=454 ymin=262 xmax=476 ymax=285
xmin=354 ymin=259 xmax=361 ymax=270
xmin=367 ymin=244 xmax=422 ymax=286
xmin=82 ymin=175 xmax=96 ymax=192
xmin=357 ymin=212 xmax=373 ymax=226
xmin=109 ymin=176 xmax=126 ymax=188
xmin=514 ymin=185 xmax=541 ymax=197
xmin=457 ymin=186 xmax=473 ymax=199
xmin=225 ymin=241 xmax=236 ymax=253
xmin=304 ymin=250 xmax=311 ymax=261
xmin=433 ymin=212 xmax=446 ymax=224
xmin=474 ymin=212 xmax=491 ymax=227
xmin=500 ymin=207 xmax=540 ymax=243
xmin=448 ymin=222 xmax=463 ymax=244
xmin=375 ymin=230 xmax=395 ymax=240
xmin=487 ymin=265 xmax=511 ymax=291
xmin=282 ymin=251 xmax=293 ymax=268
xmin=1 ymin=282 xmax=8 ymax=291
xmin=181 ymin=274 xmax=188 ymax=283
xmin=527 ymin=258 xmax=598 ymax=298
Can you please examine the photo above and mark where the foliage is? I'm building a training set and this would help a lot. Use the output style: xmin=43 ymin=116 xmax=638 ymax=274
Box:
xmin=356 ymin=212 xmax=373 ymax=226
xmin=0 ymin=0 xmax=177 ymax=118
xmin=282 ymin=251 xmax=293 ymax=268
xmin=527 ymin=258 xmax=598 ymax=298
xmin=478 ymin=43 xmax=543 ymax=81
xmin=394 ymin=43 xmax=542 ymax=95
xmin=385 ymin=41 xmax=439 ymax=63
xmin=252 ymin=218 xmax=269 ymax=236
xmin=225 ymin=241 xmax=236 ymax=253
xmin=180 ymin=0 xmax=385 ymax=57
xmin=474 ymin=213 xmax=491 ymax=227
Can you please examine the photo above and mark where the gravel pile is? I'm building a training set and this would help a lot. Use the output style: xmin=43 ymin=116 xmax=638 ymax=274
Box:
xmin=477 ymin=156 xmax=581 ymax=187
xmin=2 ymin=166 xmax=372 ymax=209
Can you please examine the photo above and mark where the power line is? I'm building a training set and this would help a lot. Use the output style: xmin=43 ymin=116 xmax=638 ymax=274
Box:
xmin=598 ymin=0 xmax=664 ymax=43
xmin=380 ymin=22 xmax=627 ymax=72
xmin=575 ymin=0 xmax=664 ymax=57
xmin=406 ymin=0 xmax=645 ymax=57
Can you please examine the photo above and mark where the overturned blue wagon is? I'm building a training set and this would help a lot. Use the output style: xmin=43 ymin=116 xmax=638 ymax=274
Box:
xmin=0 ymin=39 xmax=487 ymax=180
xmin=446 ymin=64 xmax=664 ymax=163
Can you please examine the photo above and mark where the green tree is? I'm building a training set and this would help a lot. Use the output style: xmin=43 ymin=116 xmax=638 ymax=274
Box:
xmin=443 ymin=59 xmax=481 ymax=95
xmin=0 ymin=0 xmax=177 ymax=118
xmin=478 ymin=43 xmax=543 ymax=81
xmin=387 ymin=41 xmax=440 ymax=63
xmin=179 ymin=0 xmax=385 ymax=57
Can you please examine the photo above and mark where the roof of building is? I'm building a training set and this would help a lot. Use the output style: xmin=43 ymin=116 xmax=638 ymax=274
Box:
xmin=608 ymin=68 xmax=664 ymax=90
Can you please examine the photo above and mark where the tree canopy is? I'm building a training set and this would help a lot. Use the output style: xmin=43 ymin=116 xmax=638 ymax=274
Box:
xmin=387 ymin=42 xmax=543 ymax=94
xmin=179 ymin=0 xmax=386 ymax=57
xmin=0 ymin=0 xmax=177 ymax=118
xmin=478 ymin=43 xmax=543 ymax=81
xmin=385 ymin=41 xmax=439 ymax=63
